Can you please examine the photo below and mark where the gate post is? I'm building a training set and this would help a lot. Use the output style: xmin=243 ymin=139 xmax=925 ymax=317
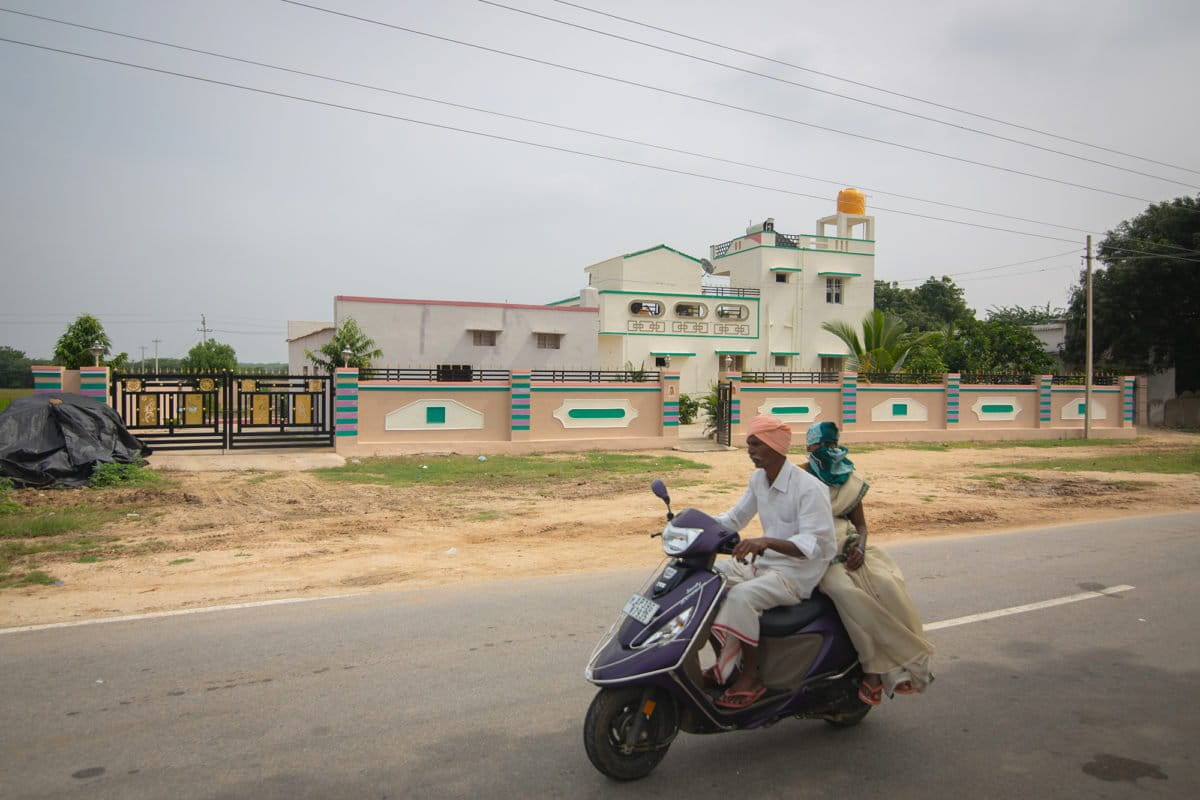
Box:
xmin=720 ymin=370 xmax=741 ymax=445
xmin=32 ymin=365 xmax=64 ymax=394
xmin=1121 ymin=376 xmax=1136 ymax=428
xmin=945 ymin=372 xmax=961 ymax=428
xmin=840 ymin=371 xmax=858 ymax=428
xmin=510 ymin=371 xmax=531 ymax=441
xmin=334 ymin=368 xmax=359 ymax=453
xmin=79 ymin=366 xmax=111 ymax=406
xmin=659 ymin=371 xmax=680 ymax=443
xmin=1035 ymin=375 xmax=1053 ymax=428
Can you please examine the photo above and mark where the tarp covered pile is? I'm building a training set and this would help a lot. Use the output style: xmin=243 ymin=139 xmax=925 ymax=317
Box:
xmin=0 ymin=393 xmax=151 ymax=488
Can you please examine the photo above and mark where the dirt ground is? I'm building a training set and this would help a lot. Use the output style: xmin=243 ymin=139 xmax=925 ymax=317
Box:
xmin=3 ymin=432 xmax=1198 ymax=628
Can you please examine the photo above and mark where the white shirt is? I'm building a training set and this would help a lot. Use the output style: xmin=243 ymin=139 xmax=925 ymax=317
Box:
xmin=713 ymin=460 xmax=837 ymax=596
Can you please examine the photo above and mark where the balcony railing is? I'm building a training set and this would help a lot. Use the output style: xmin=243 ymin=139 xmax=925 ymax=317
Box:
xmin=358 ymin=367 xmax=510 ymax=382
xmin=701 ymin=286 xmax=760 ymax=297
xmin=530 ymin=369 xmax=660 ymax=383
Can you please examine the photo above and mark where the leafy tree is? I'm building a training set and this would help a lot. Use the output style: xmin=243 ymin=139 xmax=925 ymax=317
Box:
xmin=822 ymin=310 xmax=932 ymax=374
xmin=53 ymin=314 xmax=111 ymax=369
xmin=180 ymin=340 xmax=237 ymax=372
xmin=874 ymin=277 xmax=974 ymax=331
xmin=940 ymin=319 xmax=1055 ymax=375
xmin=1063 ymin=195 xmax=1200 ymax=392
xmin=306 ymin=317 xmax=383 ymax=372
xmin=986 ymin=303 xmax=1066 ymax=325
xmin=0 ymin=346 xmax=34 ymax=388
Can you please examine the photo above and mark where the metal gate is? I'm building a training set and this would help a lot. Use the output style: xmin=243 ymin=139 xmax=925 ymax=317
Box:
xmin=111 ymin=372 xmax=334 ymax=451
xmin=715 ymin=380 xmax=733 ymax=447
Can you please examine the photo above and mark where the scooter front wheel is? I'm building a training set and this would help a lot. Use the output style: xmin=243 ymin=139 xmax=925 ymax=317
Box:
xmin=583 ymin=687 xmax=677 ymax=781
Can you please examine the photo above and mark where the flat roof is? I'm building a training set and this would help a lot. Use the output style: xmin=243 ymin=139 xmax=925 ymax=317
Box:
xmin=336 ymin=296 xmax=598 ymax=313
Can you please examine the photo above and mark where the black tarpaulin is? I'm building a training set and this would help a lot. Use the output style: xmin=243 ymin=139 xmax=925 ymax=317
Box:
xmin=0 ymin=393 xmax=151 ymax=488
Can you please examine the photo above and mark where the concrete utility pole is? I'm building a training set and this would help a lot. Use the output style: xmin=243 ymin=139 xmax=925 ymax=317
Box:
xmin=197 ymin=315 xmax=211 ymax=344
xmin=139 ymin=345 xmax=147 ymax=372
xmin=1084 ymin=235 xmax=1093 ymax=440
xmin=152 ymin=338 xmax=161 ymax=373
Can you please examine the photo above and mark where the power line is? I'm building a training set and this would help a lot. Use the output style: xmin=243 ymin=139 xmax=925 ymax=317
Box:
xmin=278 ymin=0 xmax=1160 ymax=204
xmin=1101 ymin=245 xmax=1200 ymax=263
xmin=548 ymin=0 xmax=1200 ymax=177
xmin=0 ymin=5 xmax=1100 ymax=236
xmin=0 ymin=35 xmax=1084 ymax=243
xmin=888 ymin=247 xmax=1082 ymax=284
xmin=480 ymin=0 xmax=1199 ymax=189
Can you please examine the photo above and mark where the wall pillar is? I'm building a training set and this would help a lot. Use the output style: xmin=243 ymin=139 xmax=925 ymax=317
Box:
xmin=659 ymin=370 xmax=681 ymax=443
xmin=79 ymin=366 xmax=111 ymax=405
xmin=944 ymin=372 xmax=960 ymax=427
xmin=1122 ymin=376 xmax=1137 ymax=428
xmin=32 ymin=365 xmax=64 ymax=394
xmin=510 ymin=371 xmax=531 ymax=441
xmin=333 ymin=368 xmax=359 ymax=452
xmin=721 ymin=371 xmax=742 ymax=440
xmin=1036 ymin=375 xmax=1053 ymax=428
xmin=840 ymin=371 xmax=858 ymax=427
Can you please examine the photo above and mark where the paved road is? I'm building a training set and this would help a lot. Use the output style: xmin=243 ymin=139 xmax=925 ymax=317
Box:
xmin=2 ymin=512 xmax=1197 ymax=799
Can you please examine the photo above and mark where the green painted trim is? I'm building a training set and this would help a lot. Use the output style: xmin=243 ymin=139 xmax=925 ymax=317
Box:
xmin=533 ymin=387 xmax=660 ymax=393
xmin=769 ymin=351 xmax=800 ymax=355
xmin=360 ymin=386 xmax=508 ymax=392
xmin=715 ymin=349 xmax=756 ymax=354
xmin=623 ymin=244 xmax=704 ymax=265
xmin=335 ymin=430 xmax=357 ymax=437
xmin=546 ymin=295 xmax=580 ymax=306
xmin=960 ymin=388 xmax=1038 ymax=393
xmin=768 ymin=267 xmax=802 ymax=272
xmin=857 ymin=387 xmax=944 ymax=392
xmin=1050 ymin=388 xmax=1120 ymax=393
xmin=892 ymin=403 xmax=908 ymax=416
xmin=713 ymin=244 xmax=874 ymax=261
xmin=426 ymin=406 xmax=447 ymax=424
xmin=599 ymin=289 xmax=759 ymax=302
xmin=818 ymin=271 xmax=862 ymax=277
xmin=817 ymin=353 xmax=850 ymax=358
xmin=981 ymin=404 xmax=1015 ymax=413
xmin=771 ymin=406 xmax=810 ymax=414
xmin=650 ymin=351 xmax=697 ymax=356
xmin=567 ymin=408 xmax=627 ymax=419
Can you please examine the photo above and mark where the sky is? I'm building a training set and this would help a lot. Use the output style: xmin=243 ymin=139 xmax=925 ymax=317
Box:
xmin=2 ymin=0 xmax=1197 ymax=364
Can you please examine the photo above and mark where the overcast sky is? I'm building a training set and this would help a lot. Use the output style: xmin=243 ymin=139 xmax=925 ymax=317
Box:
xmin=2 ymin=0 xmax=1197 ymax=364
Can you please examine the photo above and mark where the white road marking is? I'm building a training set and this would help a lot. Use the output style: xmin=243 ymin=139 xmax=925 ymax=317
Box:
xmin=1 ymin=584 xmax=1137 ymax=636
xmin=0 ymin=593 xmax=363 ymax=635
xmin=925 ymin=584 xmax=1135 ymax=631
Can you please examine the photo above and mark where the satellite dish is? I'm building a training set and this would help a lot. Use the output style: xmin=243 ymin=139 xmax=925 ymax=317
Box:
xmin=700 ymin=258 xmax=715 ymax=275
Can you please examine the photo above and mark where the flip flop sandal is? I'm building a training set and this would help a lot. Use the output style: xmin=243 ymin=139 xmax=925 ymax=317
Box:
xmin=858 ymin=680 xmax=883 ymax=706
xmin=716 ymin=686 xmax=767 ymax=709
xmin=892 ymin=681 xmax=919 ymax=695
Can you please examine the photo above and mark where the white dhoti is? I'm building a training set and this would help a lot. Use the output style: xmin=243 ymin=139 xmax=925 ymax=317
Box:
xmin=710 ymin=559 xmax=804 ymax=683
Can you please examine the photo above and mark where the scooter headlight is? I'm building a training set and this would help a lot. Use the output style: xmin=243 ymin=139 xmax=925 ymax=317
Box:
xmin=637 ymin=606 xmax=695 ymax=648
xmin=661 ymin=523 xmax=703 ymax=556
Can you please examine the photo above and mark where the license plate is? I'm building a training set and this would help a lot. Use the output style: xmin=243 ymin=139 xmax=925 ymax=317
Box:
xmin=622 ymin=593 xmax=660 ymax=625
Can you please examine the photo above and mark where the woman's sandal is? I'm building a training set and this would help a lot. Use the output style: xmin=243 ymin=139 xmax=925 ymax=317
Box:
xmin=892 ymin=680 xmax=919 ymax=695
xmin=858 ymin=680 xmax=883 ymax=706
xmin=716 ymin=686 xmax=767 ymax=709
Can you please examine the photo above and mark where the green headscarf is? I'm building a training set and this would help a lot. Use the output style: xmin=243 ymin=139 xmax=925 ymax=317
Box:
xmin=805 ymin=421 xmax=854 ymax=486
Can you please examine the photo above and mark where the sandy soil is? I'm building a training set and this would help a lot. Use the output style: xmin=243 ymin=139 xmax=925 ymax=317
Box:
xmin=3 ymin=433 xmax=1198 ymax=627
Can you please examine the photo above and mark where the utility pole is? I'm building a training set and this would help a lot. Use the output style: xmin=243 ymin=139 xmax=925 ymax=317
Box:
xmin=197 ymin=315 xmax=211 ymax=344
xmin=1084 ymin=235 xmax=1093 ymax=440
xmin=139 ymin=345 xmax=147 ymax=372
xmin=152 ymin=338 xmax=161 ymax=373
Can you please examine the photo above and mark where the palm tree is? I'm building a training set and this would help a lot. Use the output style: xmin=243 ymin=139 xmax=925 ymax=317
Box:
xmin=305 ymin=317 xmax=384 ymax=373
xmin=821 ymin=310 xmax=932 ymax=374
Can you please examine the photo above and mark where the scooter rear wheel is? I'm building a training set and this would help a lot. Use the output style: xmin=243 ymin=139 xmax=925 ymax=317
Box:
xmin=583 ymin=687 xmax=677 ymax=781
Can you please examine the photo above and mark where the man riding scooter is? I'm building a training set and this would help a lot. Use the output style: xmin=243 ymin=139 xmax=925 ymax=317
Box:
xmin=706 ymin=415 xmax=837 ymax=708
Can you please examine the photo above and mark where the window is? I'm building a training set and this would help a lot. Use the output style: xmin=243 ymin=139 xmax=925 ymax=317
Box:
xmin=775 ymin=272 xmax=789 ymax=283
xmin=471 ymin=330 xmax=497 ymax=346
xmin=715 ymin=304 xmax=749 ymax=320
xmin=826 ymin=277 xmax=843 ymax=304
xmin=629 ymin=300 xmax=663 ymax=316
xmin=536 ymin=333 xmax=562 ymax=350
xmin=773 ymin=355 xmax=790 ymax=368
xmin=820 ymin=357 xmax=844 ymax=374
xmin=673 ymin=302 xmax=708 ymax=318
xmin=654 ymin=356 xmax=668 ymax=368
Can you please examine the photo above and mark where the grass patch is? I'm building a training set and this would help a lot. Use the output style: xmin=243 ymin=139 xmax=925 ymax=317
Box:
xmin=313 ymin=453 xmax=710 ymax=489
xmin=0 ymin=506 xmax=132 ymax=539
xmin=467 ymin=510 xmax=507 ymax=522
xmin=0 ymin=388 xmax=34 ymax=414
xmin=89 ymin=462 xmax=164 ymax=488
xmin=0 ymin=569 xmax=56 ymax=589
xmin=168 ymin=557 xmax=194 ymax=565
xmin=984 ymin=448 xmax=1200 ymax=475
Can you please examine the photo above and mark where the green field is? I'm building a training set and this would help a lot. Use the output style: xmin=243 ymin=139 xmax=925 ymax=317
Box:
xmin=0 ymin=388 xmax=34 ymax=413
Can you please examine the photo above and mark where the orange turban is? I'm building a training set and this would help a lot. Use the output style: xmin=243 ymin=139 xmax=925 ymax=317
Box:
xmin=746 ymin=415 xmax=792 ymax=456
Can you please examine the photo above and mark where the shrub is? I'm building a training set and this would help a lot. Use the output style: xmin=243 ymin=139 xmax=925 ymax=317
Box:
xmin=678 ymin=393 xmax=700 ymax=425
xmin=89 ymin=461 xmax=160 ymax=488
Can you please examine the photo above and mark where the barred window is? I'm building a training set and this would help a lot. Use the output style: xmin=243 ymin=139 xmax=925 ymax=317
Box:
xmin=629 ymin=300 xmax=663 ymax=316
xmin=674 ymin=302 xmax=708 ymax=318
xmin=471 ymin=330 xmax=497 ymax=346
xmin=536 ymin=333 xmax=562 ymax=350
xmin=826 ymin=277 xmax=843 ymax=304
xmin=715 ymin=304 xmax=748 ymax=320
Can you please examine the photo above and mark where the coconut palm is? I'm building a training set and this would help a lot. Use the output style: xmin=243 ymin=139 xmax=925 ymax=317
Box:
xmin=821 ymin=310 xmax=932 ymax=374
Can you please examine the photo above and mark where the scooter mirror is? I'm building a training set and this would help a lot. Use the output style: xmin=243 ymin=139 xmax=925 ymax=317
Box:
xmin=650 ymin=479 xmax=670 ymax=504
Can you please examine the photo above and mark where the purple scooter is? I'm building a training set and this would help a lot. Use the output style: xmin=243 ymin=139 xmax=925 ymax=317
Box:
xmin=583 ymin=479 xmax=870 ymax=781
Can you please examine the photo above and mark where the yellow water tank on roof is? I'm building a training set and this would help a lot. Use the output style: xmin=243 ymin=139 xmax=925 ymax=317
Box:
xmin=837 ymin=187 xmax=866 ymax=215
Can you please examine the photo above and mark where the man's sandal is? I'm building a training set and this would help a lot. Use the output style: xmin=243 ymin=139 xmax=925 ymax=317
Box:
xmin=893 ymin=681 xmax=919 ymax=695
xmin=858 ymin=680 xmax=884 ymax=706
xmin=716 ymin=686 xmax=767 ymax=709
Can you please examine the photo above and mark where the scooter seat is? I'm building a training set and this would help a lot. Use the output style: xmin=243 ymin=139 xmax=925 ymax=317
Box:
xmin=759 ymin=590 xmax=837 ymax=637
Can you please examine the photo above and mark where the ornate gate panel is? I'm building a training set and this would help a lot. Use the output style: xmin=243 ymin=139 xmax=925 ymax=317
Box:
xmin=226 ymin=374 xmax=333 ymax=450
xmin=110 ymin=373 xmax=227 ymax=450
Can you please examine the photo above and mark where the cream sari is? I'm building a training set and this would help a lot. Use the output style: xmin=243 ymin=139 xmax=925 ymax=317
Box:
xmin=819 ymin=472 xmax=934 ymax=694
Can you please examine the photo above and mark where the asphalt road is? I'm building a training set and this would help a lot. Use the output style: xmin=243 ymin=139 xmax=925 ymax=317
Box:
xmin=2 ymin=511 xmax=1197 ymax=799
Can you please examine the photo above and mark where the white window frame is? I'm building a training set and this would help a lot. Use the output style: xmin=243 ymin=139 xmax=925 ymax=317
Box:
xmin=826 ymin=277 xmax=843 ymax=304
xmin=471 ymin=330 xmax=497 ymax=347
xmin=536 ymin=333 xmax=562 ymax=350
